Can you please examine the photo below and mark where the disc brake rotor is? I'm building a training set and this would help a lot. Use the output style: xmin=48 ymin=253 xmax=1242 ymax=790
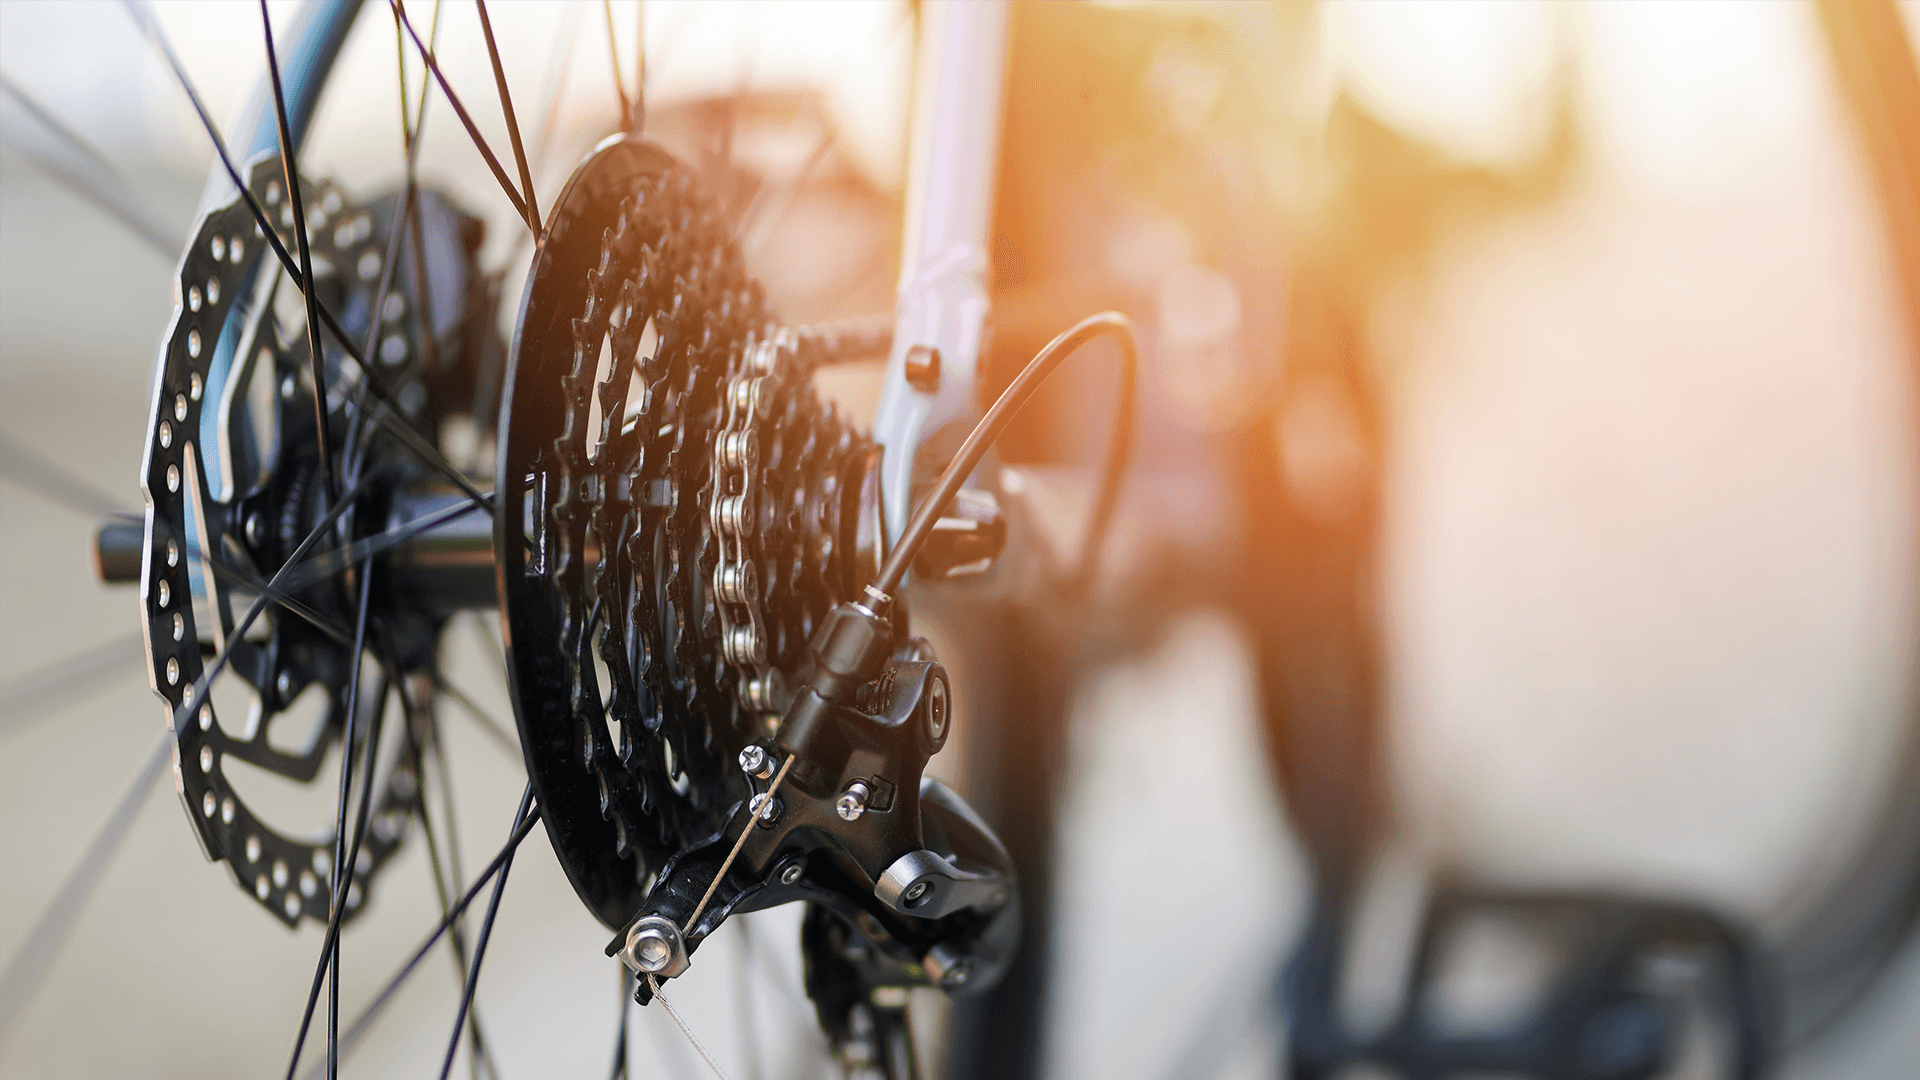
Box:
xmin=140 ymin=153 xmax=492 ymax=925
xmin=498 ymin=136 xmax=871 ymax=928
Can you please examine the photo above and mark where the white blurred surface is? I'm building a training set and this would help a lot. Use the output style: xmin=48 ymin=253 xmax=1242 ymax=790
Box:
xmin=6 ymin=2 xmax=1920 ymax=1078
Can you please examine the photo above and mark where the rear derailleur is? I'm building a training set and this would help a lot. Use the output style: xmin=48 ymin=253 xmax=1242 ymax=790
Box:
xmin=610 ymin=592 xmax=1018 ymax=1073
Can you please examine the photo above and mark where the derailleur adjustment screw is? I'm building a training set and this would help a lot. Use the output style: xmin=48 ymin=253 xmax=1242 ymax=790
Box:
xmin=836 ymin=781 xmax=871 ymax=822
xmin=738 ymin=744 xmax=769 ymax=778
xmin=751 ymin=793 xmax=783 ymax=827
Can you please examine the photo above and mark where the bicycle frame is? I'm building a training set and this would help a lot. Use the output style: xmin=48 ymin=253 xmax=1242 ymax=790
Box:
xmin=874 ymin=0 xmax=1010 ymax=550
xmin=252 ymin=0 xmax=1012 ymax=562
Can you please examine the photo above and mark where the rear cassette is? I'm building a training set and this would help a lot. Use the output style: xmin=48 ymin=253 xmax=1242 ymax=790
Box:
xmin=497 ymin=136 xmax=871 ymax=928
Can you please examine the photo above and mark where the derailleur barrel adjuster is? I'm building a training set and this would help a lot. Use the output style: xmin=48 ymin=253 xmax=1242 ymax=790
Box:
xmin=776 ymin=599 xmax=897 ymax=758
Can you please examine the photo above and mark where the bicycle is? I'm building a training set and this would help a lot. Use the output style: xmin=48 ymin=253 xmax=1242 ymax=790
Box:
xmin=0 ymin=2 xmax=1137 ymax=1078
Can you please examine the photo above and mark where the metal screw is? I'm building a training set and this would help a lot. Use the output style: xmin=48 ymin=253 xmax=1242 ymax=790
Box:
xmin=904 ymin=345 xmax=941 ymax=393
xmin=836 ymin=781 xmax=871 ymax=822
xmin=276 ymin=670 xmax=293 ymax=699
xmin=752 ymin=793 xmax=782 ymax=827
xmin=628 ymin=925 xmax=674 ymax=973
xmin=925 ymin=677 xmax=949 ymax=743
xmin=942 ymin=960 xmax=971 ymax=988
xmin=903 ymin=880 xmax=929 ymax=905
xmin=738 ymin=744 xmax=767 ymax=777
xmin=779 ymin=861 xmax=804 ymax=885
xmin=245 ymin=511 xmax=264 ymax=547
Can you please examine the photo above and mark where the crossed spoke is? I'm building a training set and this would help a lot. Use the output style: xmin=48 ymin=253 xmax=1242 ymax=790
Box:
xmin=475 ymin=0 xmax=540 ymax=235
xmin=4 ymin=6 xmax=816 ymax=1078
xmin=119 ymin=0 xmax=495 ymax=519
xmin=295 ymin=786 xmax=541 ymax=1080
xmin=399 ymin=669 xmax=504 ymax=1080
xmin=319 ymin=552 xmax=381 ymax=1080
xmin=437 ymin=784 xmax=536 ymax=1080
xmin=602 ymin=0 xmax=633 ymax=132
xmin=261 ymin=0 xmax=340 ymax=510
xmin=391 ymin=0 xmax=539 ymax=240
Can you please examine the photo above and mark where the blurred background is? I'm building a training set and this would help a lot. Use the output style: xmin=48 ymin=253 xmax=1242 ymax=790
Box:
xmin=6 ymin=1 xmax=1920 ymax=1077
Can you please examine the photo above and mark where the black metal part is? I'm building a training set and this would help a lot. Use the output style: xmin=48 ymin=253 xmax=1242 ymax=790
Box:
xmin=495 ymin=134 xmax=873 ymax=928
xmin=497 ymin=134 xmax=1024 ymax=1078
xmin=136 ymin=150 xmax=497 ymax=927
xmin=99 ymin=483 xmax=496 ymax=609
xmin=619 ymin=611 xmax=1017 ymax=1013
xmin=911 ymin=487 xmax=1005 ymax=582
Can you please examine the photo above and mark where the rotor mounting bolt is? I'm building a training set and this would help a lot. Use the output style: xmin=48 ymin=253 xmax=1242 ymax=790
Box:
xmin=904 ymin=345 xmax=941 ymax=393
xmin=836 ymin=781 xmax=871 ymax=822
xmin=738 ymin=745 xmax=768 ymax=777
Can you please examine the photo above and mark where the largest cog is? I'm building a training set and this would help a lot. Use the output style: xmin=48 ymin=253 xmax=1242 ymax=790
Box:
xmin=498 ymin=136 xmax=872 ymax=928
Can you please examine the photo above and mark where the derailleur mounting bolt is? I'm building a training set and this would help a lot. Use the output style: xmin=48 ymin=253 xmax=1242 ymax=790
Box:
xmin=621 ymin=915 xmax=687 ymax=978
xmin=630 ymin=927 xmax=673 ymax=973
xmin=836 ymin=781 xmax=871 ymax=822
xmin=738 ymin=744 xmax=769 ymax=778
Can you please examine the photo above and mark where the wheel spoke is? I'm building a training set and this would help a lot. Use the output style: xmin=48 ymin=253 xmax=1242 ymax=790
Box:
xmin=0 ymin=733 xmax=169 ymax=1037
xmin=397 ymin=670 xmax=504 ymax=1080
xmin=351 ymin=0 xmax=442 ymax=425
xmin=391 ymin=0 xmax=535 ymax=236
xmin=294 ymin=788 xmax=541 ymax=1080
xmin=0 ymin=632 xmax=146 ymax=741
xmin=261 ymin=0 xmax=341 ymax=509
xmin=171 ymin=457 xmax=397 ymax=741
xmin=437 ymin=784 xmax=536 ymax=1080
xmin=0 ymin=70 xmax=177 ymax=257
xmin=609 ymin=969 xmax=632 ymax=1080
xmin=0 ymin=428 xmax=127 ymax=519
xmin=431 ymin=674 xmax=519 ymax=758
xmin=530 ymin=4 xmax=585 ymax=169
xmin=323 ymin=557 xmax=381 ymax=1080
xmin=475 ymin=0 xmax=541 ymax=235
xmin=119 ymin=0 xmax=496 ymax=518
xmin=151 ymin=521 xmax=355 ymax=646
xmin=279 ymin=497 xmax=486 ymax=593
xmin=735 ymin=129 xmax=834 ymax=247
xmin=601 ymin=0 xmax=632 ymax=132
